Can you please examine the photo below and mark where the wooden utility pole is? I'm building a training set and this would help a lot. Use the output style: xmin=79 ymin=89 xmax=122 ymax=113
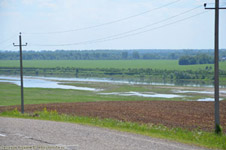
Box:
xmin=13 ymin=32 xmax=27 ymax=114
xmin=204 ymin=1 xmax=226 ymax=133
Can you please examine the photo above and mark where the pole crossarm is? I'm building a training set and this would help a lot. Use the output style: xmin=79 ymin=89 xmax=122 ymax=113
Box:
xmin=204 ymin=3 xmax=226 ymax=9
xmin=205 ymin=8 xmax=226 ymax=9
xmin=13 ymin=43 xmax=27 ymax=46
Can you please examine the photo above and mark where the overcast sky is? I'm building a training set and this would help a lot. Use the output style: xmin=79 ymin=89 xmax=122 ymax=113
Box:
xmin=0 ymin=0 xmax=226 ymax=51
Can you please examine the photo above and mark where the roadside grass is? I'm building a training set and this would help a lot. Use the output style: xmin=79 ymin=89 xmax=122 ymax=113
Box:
xmin=1 ymin=108 xmax=226 ymax=150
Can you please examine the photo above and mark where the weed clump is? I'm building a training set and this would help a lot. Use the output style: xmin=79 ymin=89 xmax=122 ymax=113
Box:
xmin=215 ymin=124 xmax=222 ymax=135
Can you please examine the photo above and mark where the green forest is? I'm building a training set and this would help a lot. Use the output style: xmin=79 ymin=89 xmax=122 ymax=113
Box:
xmin=1 ymin=49 xmax=226 ymax=60
xmin=178 ymin=54 xmax=214 ymax=65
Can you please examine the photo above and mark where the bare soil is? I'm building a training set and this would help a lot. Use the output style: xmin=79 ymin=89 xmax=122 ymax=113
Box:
xmin=1 ymin=101 xmax=226 ymax=132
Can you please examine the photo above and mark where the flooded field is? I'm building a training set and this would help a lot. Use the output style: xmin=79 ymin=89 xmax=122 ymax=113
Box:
xmin=0 ymin=76 xmax=226 ymax=102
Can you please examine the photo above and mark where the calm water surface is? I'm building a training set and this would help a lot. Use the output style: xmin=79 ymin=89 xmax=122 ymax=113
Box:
xmin=0 ymin=76 xmax=102 ymax=91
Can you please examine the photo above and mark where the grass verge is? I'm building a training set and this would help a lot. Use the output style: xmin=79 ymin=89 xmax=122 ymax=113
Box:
xmin=1 ymin=108 xmax=226 ymax=149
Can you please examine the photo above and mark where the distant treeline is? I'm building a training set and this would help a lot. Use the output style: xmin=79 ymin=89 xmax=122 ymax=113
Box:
xmin=179 ymin=54 xmax=214 ymax=65
xmin=1 ymin=49 xmax=226 ymax=60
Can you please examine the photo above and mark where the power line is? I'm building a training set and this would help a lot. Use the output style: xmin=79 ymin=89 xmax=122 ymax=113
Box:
xmin=81 ymin=6 xmax=204 ymax=46
xmin=32 ymin=6 xmax=204 ymax=47
xmin=206 ymin=2 xmax=226 ymax=6
xmin=34 ymin=11 xmax=208 ymax=46
xmin=74 ymin=5 xmax=203 ymax=46
xmin=94 ymin=11 xmax=208 ymax=44
xmin=0 ymin=34 xmax=17 ymax=45
xmin=0 ymin=43 xmax=14 ymax=50
xmin=0 ymin=42 xmax=18 ymax=51
xmin=62 ymin=11 xmax=208 ymax=46
xmin=0 ymin=47 xmax=18 ymax=52
xmin=24 ymin=0 xmax=180 ymax=35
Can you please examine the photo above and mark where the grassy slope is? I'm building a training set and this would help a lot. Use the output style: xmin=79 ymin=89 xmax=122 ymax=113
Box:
xmin=1 ymin=60 xmax=226 ymax=71
xmin=1 ymin=109 xmax=226 ymax=150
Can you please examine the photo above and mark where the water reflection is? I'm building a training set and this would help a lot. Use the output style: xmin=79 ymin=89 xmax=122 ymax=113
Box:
xmin=99 ymin=91 xmax=184 ymax=98
xmin=197 ymin=98 xmax=223 ymax=101
xmin=173 ymin=90 xmax=226 ymax=95
xmin=0 ymin=76 xmax=102 ymax=91
xmin=1 ymin=75 xmax=226 ymax=88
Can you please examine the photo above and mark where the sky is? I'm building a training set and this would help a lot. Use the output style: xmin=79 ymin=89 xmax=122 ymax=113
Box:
xmin=0 ymin=0 xmax=226 ymax=51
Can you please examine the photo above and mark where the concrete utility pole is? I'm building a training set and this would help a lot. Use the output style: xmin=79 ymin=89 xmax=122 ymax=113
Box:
xmin=204 ymin=1 xmax=226 ymax=133
xmin=13 ymin=32 xmax=27 ymax=114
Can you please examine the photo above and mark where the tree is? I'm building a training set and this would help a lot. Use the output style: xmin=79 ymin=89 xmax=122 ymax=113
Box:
xmin=132 ymin=51 xmax=140 ymax=59
xmin=179 ymin=54 xmax=214 ymax=65
xmin=122 ymin=52 xmax=128 ymax=59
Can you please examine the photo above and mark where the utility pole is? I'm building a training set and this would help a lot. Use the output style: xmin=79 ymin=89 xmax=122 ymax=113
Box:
xmin=204 ymin=1 xmax=226 ymax=133
xmin=13 ymin=32 xmax=27 ymax=114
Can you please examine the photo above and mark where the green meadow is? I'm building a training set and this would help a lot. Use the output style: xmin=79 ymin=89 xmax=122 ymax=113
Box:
xmin=1 ymin=60 xmax=226 ymax=71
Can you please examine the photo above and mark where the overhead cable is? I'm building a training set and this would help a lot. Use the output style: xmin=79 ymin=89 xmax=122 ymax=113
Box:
xmin=0 ymin=43 xmax=14 ymax=50
xmin=24 ymin=0 xmax=180 ymax=35
xmin=0 ymin=34 xmax=17 ymax=45
xmin=32 ymin=6 xmax=205 ymax=47
xmin=93 ymin=11 xmax=209 ymax=45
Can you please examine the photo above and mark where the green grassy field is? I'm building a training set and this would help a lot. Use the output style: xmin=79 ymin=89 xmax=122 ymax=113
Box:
xmin=1 ymin=60 xmax=226 ymax=71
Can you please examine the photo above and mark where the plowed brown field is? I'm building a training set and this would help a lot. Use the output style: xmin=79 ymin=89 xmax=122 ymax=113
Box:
xmin=1 ymin=101 xmax=226 ymax=132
